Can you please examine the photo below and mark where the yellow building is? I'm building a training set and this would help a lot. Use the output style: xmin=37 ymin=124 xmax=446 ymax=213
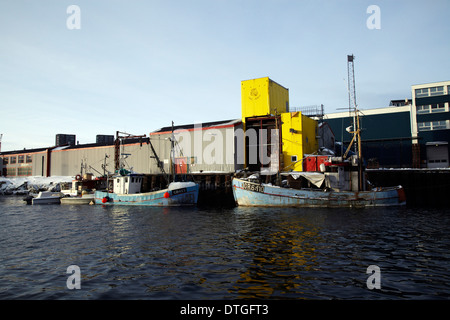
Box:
xmin=241 ymin=77 xmax=289 ymax=123
xmin=281 ymin=112 xmax=318 ymax=172
xmin=241 ymin=77 xmax=318 ymax=172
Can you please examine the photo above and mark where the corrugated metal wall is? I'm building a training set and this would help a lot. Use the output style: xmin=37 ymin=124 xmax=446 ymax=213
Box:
xmin=29 ymin=123 xmax=244 ymax=177
xmin=50 ymin=145 xmax=114 ymax=176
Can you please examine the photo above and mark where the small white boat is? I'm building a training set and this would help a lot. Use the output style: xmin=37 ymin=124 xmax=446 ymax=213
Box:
xmin=32 ymin=191 xmax=63 ymax=205
xmin=60 ymin=193 xmax=95 ymax=205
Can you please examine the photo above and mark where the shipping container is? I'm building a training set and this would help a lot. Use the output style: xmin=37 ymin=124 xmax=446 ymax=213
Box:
xmin=281 ymin=112 xmax=318 ymax=172
xmin=241 ymin=77 xmax=289 ymax=123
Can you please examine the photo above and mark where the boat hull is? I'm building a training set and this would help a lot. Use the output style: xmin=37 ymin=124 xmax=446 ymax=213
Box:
xmin=94 ymin=184 xmax=199 ymax=206
xmin=232 ymin=178 xmax=406 ymax=208
xmin=32 ymin=198 xmax=61 ymax=205
xmin=31 ymin=192 xmax=63 ymax=205
xmin=60 ymin=195 xmax=94 ymax=205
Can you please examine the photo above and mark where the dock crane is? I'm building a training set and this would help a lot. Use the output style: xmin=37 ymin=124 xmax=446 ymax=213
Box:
xmin=114 ymin=131 xmax=147 ymax=171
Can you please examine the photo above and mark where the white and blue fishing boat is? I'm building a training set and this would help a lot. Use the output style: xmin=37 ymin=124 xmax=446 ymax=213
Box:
xmin=232 ymin=175 xmax=405 ymax=208
xmin=94 ymin=125 xmax=199 ymax=206
xmin=94 ymin=171 xmax=199 ymax=206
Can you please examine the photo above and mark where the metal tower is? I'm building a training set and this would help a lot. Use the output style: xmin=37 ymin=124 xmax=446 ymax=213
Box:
xmin=346 ymin=54 xmax=363 ymax=191
xmin=347 ymin=54 xmax=356 ymax=113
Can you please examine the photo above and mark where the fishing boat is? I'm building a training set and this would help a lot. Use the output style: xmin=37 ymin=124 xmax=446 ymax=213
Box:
xmin=232 ymin=175 xmax=405 ymax=208
xmin=60 ymin=193 xmax=95 ymax=205
xmin=232 ymin=107 xmax=406 ymax=208
xmin=94 ymin=125 xmax=199 ymax=206
xmin=94 ymin=172 xmax=198 ymax=206
xmin=60 ymin=171 xmax=107 ymax=205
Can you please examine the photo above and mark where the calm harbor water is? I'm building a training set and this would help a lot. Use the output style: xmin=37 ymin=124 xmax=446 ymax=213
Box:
xmin=0 ymin=196 xmax=448 ymax=300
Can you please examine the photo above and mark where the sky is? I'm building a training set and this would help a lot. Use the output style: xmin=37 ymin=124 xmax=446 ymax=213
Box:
xmin=1 ymin=0 xmax=449 ymax=151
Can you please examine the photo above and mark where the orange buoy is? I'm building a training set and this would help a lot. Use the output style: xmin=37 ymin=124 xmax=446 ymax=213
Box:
xmin=164 ymin=192 xmax=170 ymax=198
xmin=102 ymin=197 xmax=108 ymax=203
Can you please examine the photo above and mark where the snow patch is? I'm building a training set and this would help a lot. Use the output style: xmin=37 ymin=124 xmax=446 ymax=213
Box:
xmin=0 ymin=176 xmax=74 ymax=194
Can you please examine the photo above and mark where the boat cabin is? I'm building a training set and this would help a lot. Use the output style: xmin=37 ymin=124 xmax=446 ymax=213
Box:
xmin=113 ymin=174 xmax=143 ymax=194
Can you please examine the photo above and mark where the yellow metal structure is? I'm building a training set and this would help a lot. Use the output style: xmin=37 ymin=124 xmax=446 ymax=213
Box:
xmin=281 ymin=112 xmax=318 ymax=172
xmin=241 ymin=77 xmax=289 ymax=123
xmin=240 ymin=77 xmax=318 ymax=172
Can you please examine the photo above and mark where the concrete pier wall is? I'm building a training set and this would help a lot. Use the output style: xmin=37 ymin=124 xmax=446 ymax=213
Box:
xmin=366 ymin=169 xmax=450 ymax=207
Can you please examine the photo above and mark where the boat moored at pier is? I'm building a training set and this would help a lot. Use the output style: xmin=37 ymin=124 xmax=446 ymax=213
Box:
xmin=232 ymin=176 xmax=405 ymax=208
xmin=94 ymin=172 xmax=199 ymax=206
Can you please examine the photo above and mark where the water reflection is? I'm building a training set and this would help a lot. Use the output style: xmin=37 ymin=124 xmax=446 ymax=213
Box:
xmin=1 ymin=196 xmax=448 ymax=299
xmin=231 ymin=208 xmax=324 ymax=298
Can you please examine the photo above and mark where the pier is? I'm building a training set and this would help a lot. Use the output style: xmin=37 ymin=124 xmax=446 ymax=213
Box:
xmin=144 ymin=172 xmax=236 ymax=207
xmin=367 ymin=169 xmax=450 ymax=207
xmin=142 ymin=169 xmax=450 ymax=208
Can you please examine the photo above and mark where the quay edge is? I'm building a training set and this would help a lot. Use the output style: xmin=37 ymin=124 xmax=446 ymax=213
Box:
xmin=366 ymin=169 xmax=450 ymax=207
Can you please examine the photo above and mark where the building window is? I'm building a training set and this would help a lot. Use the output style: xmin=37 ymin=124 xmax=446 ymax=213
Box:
xmin=10 ymin=156 xmax=16 ymax=164
xmin=418 ymin=122 xmax=431 ymax=131
xmin=26 ymin=155 xmax=32 ymax=163
xmin=416 ymin=86 xmax=444 ymax=97
xmin=417 ymin=103 xmax=446 ymax=114
xmin=6 ymin=167 xmax=16 ymax=176
xmin=418 ymin=120 xmax=449 ymax=132
xmin=415 ymin=88 xmax=429 ymax=98
xmin=431 ymin=103 xmax=446 ymax=113
xmin=17 ymin=167 xmax=32 ymax=176
xmin=429 ymin=86 xmax=444 ymax=96
xmin=432 ymin=120 xmax=447 ymax=130
xmin=18 ymin=155 xmax=24 ymax=163
xmin=417 ymin=105 xmax=430 ymax=114
xmin=3 ymin=157 xmax=8 ymax=165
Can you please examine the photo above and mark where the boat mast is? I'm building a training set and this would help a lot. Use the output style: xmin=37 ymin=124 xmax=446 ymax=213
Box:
xmin=346 ymin=54 xmax=364 ymax=191
xmin=170 ymin=121 xmax=176 ymax=183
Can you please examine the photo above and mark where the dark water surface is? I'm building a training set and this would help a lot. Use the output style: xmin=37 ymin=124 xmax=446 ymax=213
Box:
xmin=0 ymin=196 xmax=448 ymax=300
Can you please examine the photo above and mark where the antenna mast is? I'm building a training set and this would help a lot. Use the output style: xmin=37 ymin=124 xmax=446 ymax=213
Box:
xmin=346 ymin=54 xmax=363 ymax=191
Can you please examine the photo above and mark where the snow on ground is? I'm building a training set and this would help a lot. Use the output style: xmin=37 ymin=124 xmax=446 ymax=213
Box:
xmin=0 ymin=176 xmax=74 ymax=194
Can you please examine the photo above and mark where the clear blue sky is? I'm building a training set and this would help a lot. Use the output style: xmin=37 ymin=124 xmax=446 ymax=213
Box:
xmin=1 ymin=0 xmax=449 ymax=151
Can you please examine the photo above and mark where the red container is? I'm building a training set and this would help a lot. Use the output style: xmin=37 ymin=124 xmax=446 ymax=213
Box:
xmin=303 ymin=156 xmax=329 ymax=171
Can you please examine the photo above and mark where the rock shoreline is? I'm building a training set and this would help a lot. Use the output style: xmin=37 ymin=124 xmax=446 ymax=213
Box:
xmin=0 ymin=176 xmax=74 ymax=195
